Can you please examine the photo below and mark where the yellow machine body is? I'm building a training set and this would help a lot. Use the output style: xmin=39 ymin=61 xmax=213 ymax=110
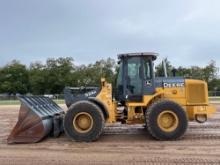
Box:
xmin=96 ymin=78 xmax=215 ymax=124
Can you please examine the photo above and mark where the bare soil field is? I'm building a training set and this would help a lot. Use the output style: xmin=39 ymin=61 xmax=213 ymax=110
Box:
xmin=1 ymin=104 xmax=220 ymax=165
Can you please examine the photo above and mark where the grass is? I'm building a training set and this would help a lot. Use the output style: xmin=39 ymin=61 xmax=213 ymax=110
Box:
xmin=209 ymin=97 xmax=220 ymax=103
xmin=0 ymin=99 xmax=65 ymax=105
xmin=0 ymin=100 xmax=20 ymax=105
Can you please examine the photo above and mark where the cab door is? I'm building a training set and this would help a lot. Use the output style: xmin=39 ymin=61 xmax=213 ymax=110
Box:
xmin=125 ymin=57 xmax=143 ymax=102
xmin=142 ymin=58 xmax=155 ymax=95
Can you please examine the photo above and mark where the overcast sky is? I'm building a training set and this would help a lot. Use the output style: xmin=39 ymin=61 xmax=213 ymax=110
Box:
xmin=0 ymin=0 xmax=220 ymax=68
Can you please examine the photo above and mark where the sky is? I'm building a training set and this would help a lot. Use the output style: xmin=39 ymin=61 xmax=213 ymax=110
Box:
xmin=0 ymin=0 xmax=220 ymax=68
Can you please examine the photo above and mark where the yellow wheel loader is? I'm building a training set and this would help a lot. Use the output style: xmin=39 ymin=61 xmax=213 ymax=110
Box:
xmin=7 ymin=52 xmax=216 ymax=143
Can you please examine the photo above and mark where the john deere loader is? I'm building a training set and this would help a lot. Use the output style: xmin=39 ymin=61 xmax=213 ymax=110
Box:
xmin=7 ymin=52 xmax=216 ymax=143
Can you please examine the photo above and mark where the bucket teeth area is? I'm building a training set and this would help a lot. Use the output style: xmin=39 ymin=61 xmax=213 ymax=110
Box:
xmin=7 ymin=96 xmax=65 ymax=144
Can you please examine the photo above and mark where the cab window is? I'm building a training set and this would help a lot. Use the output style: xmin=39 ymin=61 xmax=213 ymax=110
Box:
xmin=143 ymin=59 xmax=152 ymax=79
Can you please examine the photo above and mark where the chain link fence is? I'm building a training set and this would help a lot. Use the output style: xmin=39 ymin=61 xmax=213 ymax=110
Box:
xmin=0 ymin=94 xmax=65 ymax=105
xmin=209 ymin=91 xmax=220 ymax=96
xmin=0 ymin=92 xmax=220 ymax=105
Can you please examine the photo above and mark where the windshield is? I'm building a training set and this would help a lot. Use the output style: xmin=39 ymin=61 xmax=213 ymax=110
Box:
xmin=115 ymin=62 xmax=123 ymax=100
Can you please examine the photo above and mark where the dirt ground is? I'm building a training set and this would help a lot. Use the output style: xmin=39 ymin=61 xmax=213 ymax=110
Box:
xmin=1 ymin=104 xmax=220 ymax=165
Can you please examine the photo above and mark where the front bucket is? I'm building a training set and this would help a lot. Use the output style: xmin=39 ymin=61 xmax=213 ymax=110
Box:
xmin=7 ymin=96 xmax=65 ymax=144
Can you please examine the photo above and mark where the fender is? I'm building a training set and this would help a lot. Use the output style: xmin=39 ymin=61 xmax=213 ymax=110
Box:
xmin=88 ymin=97 xmax=109 ymax=120
xmin=146 ymin=90 xmax=165 ymax=107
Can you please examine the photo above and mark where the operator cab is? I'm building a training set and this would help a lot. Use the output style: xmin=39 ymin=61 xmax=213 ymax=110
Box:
xmin=115 ymin=52 xmax=158 ymax=103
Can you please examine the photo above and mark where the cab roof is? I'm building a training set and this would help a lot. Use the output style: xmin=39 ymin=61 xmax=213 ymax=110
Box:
xmin=118 ymin=52 xmax=158 ymax=61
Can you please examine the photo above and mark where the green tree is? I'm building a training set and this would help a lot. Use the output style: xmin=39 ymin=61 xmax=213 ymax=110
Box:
xmin=29 ymin=62 xmax=47 ymax=95
xmin=175 ymin=66 xmax=192 ymax=78
xmin=73 ymin=58 xmax=116 ymax=87
xmin=29 ymin=57 xmax=75 ymax=94
xmin=45 ymin=57 xmax=75 ymax=94
xmin=0 ymin=60 xmax=29 ymax=94
xmin=176 ymin=60 xmax=218 ymax=81
xmin=0 ymin=56 xmax=218 ymax=95
xmin=202 ymin=60 xmax=218 ymax=82
xmin=208 ymin=78 xmax=220 ymax=92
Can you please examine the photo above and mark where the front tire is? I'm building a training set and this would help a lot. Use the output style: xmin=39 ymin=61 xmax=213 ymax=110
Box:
xmin=64 ymin=100 xmax=104 ymax=142
xmin=146 ymin=100 xmax=188 ymax=140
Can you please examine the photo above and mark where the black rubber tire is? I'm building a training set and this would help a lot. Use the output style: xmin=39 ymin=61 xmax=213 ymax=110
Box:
xmin=63 ymin=100 xmax=104 ymax=142
xmin=146 ymin=100 xmax=188 ymax=140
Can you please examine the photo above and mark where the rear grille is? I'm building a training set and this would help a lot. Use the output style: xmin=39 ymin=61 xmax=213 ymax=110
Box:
xmin=187 ymin=83 xmax=206 ymax=104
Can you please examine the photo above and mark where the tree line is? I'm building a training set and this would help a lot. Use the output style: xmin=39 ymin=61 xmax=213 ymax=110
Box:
xmin=0 ymin=57 xmax=219 ymax=95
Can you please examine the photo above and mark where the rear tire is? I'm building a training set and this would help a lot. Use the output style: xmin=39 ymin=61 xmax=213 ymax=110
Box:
xmin=146 ymin=100 xmax=188 ymax=140
xmin=64 ymin=100 xmax=104 ymax=142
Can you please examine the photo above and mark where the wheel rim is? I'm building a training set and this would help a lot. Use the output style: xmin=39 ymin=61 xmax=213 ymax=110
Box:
xmin=157 ymin=110 xmax=179 ymax=132
xmin=73 ymin=112 xmax=93 ymax=133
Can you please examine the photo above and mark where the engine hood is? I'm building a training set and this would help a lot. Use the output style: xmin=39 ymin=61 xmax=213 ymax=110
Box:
xmin=154 ymin=77 xmax=208 ymax=105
